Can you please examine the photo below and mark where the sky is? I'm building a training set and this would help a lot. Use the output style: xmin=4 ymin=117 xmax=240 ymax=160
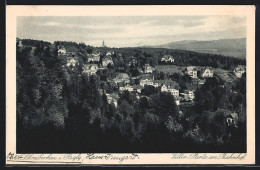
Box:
xmin=17 ymin=16 xmax=246 ymax=47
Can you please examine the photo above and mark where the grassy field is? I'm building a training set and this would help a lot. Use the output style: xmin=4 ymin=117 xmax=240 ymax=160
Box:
xmin=155 ymin=64 xmax=237 ymax=83
xmin=155 ymin=65 xmax=230 ymax=74
xmin=155 ymin=65 xmax=184 ymax=74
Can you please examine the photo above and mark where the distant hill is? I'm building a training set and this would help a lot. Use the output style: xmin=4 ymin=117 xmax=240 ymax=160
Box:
xmin=147 ymin=38 xmax=246 ymax=59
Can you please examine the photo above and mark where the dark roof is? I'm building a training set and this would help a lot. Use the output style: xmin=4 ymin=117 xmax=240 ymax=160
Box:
xmin=124 ymin=83 xmax=134 ymax=87
xmin=187 ymin=66 xmax=196 ymax=71
xmin=118 ymin=82 xmax=125 ymax=87
xmin=144 ymin=63 xmax=152 ymax=68
xmin=192 ymin=78 xmax=200 ymax=82
xmin=50 ymin=44 xmax=56 ymax=50
xmin=133 ymin=84 xmax=144 ymax=89
xmin=212 ymin=109 xmax=238 ymax=123
xmin=161 ymin=79 xmax=180 ymax=89
xmin=109 ymin=93 xmax=119 ymax=100
xmin=234 ymin=65 xmax=246 ymax=72
xmin=67 ymin=46 xmax=78 ymax=52
xmin=163 ymin=79 xmax=176 ymax=86
xmin=154 ymin=80 xmax=165 ymax=84
xmin=92 ymin=51 xmax=100 ymax=55
xmin=199 ymin=79 xmax=206 ymax=84
xmin=162 ymin=55 xmax=174 ymax=60
xmin=140 ymin=74 xmax=153 ymax=80
xmin=201 ymin=67 xmax=213 ymax=72
xmin=186 ymin=83 xmax=197 ymax=90
xmin=103 ymin=56 xmax=113 ymax=61
xmin=116 ymin=73 xmax=130 ymax=79
xmin=58 ymin=45 xmax=65 ymax=49
xmin=88 ymin=53 xmax=100 ymax=58
xmin=67 ymin=56 xmax=78 ymax=61
xmin=83 ymin=64 xmax=98 ymax=69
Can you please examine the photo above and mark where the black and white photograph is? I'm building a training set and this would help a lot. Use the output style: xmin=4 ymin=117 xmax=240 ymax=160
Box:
xmin=6 ymin=5 xmax=255 ymax=165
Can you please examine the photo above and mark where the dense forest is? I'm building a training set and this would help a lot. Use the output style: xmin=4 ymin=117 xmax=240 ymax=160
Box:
xmin=16 ymin=39 xmax=246 ymax=153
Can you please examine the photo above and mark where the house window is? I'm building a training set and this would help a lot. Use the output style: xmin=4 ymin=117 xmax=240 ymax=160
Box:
xmin=227 ymin=118 xmax=233 ymax=124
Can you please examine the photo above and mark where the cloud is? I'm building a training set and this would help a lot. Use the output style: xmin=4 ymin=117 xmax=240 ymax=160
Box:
xmin=41 ymin=22 xmax=60 ymax=26
xmin=181 ymin=20 xmax=204 ymax=27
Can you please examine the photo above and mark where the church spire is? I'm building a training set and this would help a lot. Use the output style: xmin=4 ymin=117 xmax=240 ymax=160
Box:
xmin=102 ymin=40 xmax=106 ymax=47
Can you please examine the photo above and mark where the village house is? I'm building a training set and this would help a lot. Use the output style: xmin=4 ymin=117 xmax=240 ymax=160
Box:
xmin=139 ymin=74 xmax=154 ymax=86
xmin=102 ymin=56 xmax=114 ymax=67
xmin=18 ymin=39 xmax=23 ymax=48
xmin=87 ymin=51 xmax=101 ymax=63
xmin=143 ymin=63 xmax=154 ymax=73
xmin=137 ymin=68 xmax=143 ymax=74
xmin=118 ymin=83 xmax=126 ymax=91
xmin=133 ymin=84 xmax=144 ymax=93
xmin=181 ymin=83 xmax=197 ymax=101
xmin=106 ymin=51 xmax=114 ymax=56
xmin=82 ymin=64 xmax=99 ymax=75
xmin=185 ymin=90 xmax=195 ymax=101
xmin=113 ymin=73 xmax=130 ymax=84
xmin=198 ymin=79 xmax=206 ymax=86
xmin=191 ymin=78 xmax=200 ymax=86
xmin=160 ymin=79 xmax=180 ymax=98
xmin=124 ymin=84 xmax=134 ymax=92
xmin=135 ymin=93 xmax=140 ymax=100
xmin=161 ymin=55 xmax=174 ymax=63
xmin=66 ymin=57 xmax=79 ymax=67
xmin=226 ymin=112 xmax=239 ymax=128
xmin=186 ymin=66 xmax=197 ymax=78
xmin=58 ymin=46 xmax=67 ymax=55
xmin=180 ymin=92 xmax=190 ymax=101
xmin=129 ymin=78 xmax=137 ymax=85
xmin=162 ymin=85 xmax=179 ymax=98
xmin=180 ymin=90 xmax=195 ymax=101
xmin=233 ymin=65 xmax=246 ymax=78
xmin=106 ymin=94 xmax=118 ymax=108
xmin=175 ymin=99 xmax=180 ymax=106
xmin=153 ymin=80 xmax=165 ymax=88
xmin=118 ymin=52 xmax=123 ymax=57
xmin=214 ymin=109 xmax=239 ymax=128
xmin=67 ymin=46 xmax=78 ymax=56
xmin=128 ymin=56 xmax=138 ymax=67
xmin=118 ymin=83 xmax=134 ymax=92
xmin=201 ymin=67 xmax=214 ymax=77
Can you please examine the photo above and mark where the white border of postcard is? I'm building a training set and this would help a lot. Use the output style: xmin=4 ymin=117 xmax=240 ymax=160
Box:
xmin=6 ymin=5 xmax=255 ymax=165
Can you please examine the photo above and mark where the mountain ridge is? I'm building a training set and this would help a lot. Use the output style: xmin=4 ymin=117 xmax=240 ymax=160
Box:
xmin=142 ymin=38 xmax=246 ymax=59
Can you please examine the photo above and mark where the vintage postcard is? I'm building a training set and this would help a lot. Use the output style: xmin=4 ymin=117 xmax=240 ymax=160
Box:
xmin=6 ymin=5 xmax=255 ymax=165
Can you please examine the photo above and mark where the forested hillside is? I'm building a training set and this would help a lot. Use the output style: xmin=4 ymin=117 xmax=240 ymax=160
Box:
xmin=16 ymin=39 xmax=246 ymax=153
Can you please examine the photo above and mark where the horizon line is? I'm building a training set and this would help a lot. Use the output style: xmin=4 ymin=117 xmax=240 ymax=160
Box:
xmin=16 ymin=37 xmax=246 ymax=48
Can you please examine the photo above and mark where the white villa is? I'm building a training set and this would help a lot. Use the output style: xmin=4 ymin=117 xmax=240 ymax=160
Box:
xmin=118 ymin=83 xmax=134 ymax=92
xmin=143 ymin=63 xmax=154 ymax=73
xmin=139 ymin=74 xmax=154 ymax=86
xmin=87 ymin=51 xmax=100 ymax=63
xmin=160 ymin=79 xmax=180 ymax=98
xmin=201 ymin=68 xmax=214 ymax=77
xmin=66 ymin=57 xmax=78 ymax=67
xmin=113 ymin=73 xmax=130 ymax=84
xmin=161 ymin=55 xmax=174 ymax=63
xmin=106 ymin=94 xmax=118 ymax=107
xmin=82 ymin=64 xmax=99 ymax=75
xmin=102 ymin=56 xmax=114 ymax=67
xmin=186 ymin=66 xmax=197 ymax=78
xmin=233 ymin=65 xmax=246 ymax=78
xmin=58 ymin=46 xmax=67 ymax=55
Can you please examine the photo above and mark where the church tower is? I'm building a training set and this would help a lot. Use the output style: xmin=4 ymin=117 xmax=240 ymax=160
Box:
xmin=102 ymin=40 xmax=106 ymax=47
